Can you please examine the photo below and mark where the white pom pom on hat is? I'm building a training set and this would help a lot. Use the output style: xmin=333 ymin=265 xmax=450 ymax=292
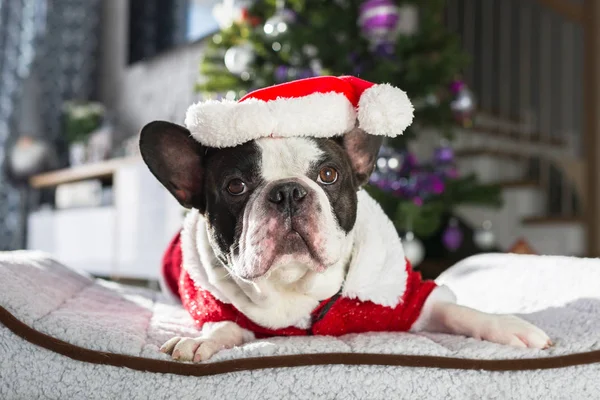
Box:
xmin=184 ymin=75 xmax=414 ymax=148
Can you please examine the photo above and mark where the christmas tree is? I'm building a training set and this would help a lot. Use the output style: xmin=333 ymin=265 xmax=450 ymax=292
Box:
xmin=197 ymin=0 xmax=502 ymax=264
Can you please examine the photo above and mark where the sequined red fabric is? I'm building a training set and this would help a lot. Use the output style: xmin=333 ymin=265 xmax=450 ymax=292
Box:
xmin=162 ymin=232 xmax=436 ymax=338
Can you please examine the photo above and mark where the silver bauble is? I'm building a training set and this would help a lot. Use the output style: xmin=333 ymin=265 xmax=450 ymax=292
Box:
xmin=403 ymin=231 xmax=425 ymax=266
xmin=474 ymin=220 xmax=496 ymax=250
xmin=224 ymin=44 xmax=254 ymax=75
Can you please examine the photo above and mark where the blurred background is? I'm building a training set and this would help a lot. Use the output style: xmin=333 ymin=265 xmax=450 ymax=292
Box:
xmin=0 ymin=0 xmax=593 ymax=285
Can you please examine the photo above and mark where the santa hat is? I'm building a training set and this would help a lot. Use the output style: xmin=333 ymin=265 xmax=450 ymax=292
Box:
xmin=184 ymin=75 xmax=414 ymax=148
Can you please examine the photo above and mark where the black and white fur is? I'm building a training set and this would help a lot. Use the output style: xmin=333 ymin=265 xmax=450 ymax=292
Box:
xmin=140 ymin=121 xmax=551 ymax=363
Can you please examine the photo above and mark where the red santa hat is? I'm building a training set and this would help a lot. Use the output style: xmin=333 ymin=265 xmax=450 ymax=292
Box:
xmin=184 ymin=75 xmax=414 ymax=148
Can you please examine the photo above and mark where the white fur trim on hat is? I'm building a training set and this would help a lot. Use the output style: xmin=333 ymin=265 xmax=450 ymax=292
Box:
xmin=185 ymin=92 xmax=357 ymax=148
xmin=358 ymin=83 xmax=414 ymax=137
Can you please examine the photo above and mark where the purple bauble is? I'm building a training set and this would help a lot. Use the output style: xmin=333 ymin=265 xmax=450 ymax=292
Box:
xmin=445 ymin=167 xmax=459 ymax=179
xmin=434 ymin=146 xmax=454 ymax=164
xmin=449 ymin=79 xmax=466 ymax=94
xmin=359 ymin=0 xmax=400 ymax=45
xmin=442 ymin=220 xmax=463 ymax=251
xmin=297 ymin=68 xmax=315 ymax=79
xmin=429 ymin=175 xmax=445 ymax=194
xmin=274 ymin=66 xmax=288 ymax=82
xmin=401 ymin=152 xmax=418 ymax=173
xmin=374 ymin=41 xmax=395 ymax=58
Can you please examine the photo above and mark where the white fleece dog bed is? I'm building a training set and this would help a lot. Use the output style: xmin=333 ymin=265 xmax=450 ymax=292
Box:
xmin=1 ymin=251 xmax=600 ymax=400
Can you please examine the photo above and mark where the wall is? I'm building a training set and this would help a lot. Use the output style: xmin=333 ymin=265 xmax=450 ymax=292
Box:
xmin=100 ymin=0 xmax=207 ymax=146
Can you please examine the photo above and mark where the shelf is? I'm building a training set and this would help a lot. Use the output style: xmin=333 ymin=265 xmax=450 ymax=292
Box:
xmin=521 ymin=215 xmax=584 ymax=225
xmin=470 ymin=125 xmax=566 ymax=148
xmin=29 ymin=157 xmax=140 ymax=189
xmin=496 ymin=180 xmax=540 ymax=189
xmin=454 ymin=148 xmax=525 ymax=161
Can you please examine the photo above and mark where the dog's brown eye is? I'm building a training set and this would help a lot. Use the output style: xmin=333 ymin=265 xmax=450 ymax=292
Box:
xmin=227 ymin=179 xmax=247 ymax=195
xmin=318 ymin=167 xmax=338 ymax=185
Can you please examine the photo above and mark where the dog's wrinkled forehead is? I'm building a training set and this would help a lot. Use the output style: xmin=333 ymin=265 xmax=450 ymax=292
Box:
xmin=255 ymin=138 xmax=324 ymax=181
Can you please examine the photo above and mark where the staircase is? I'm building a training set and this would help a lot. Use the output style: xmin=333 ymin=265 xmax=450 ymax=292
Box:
xmin=440 ymin=0 xmax=586 ymax=256
xmin=455 ymin=180 xmax=584 ymax=256
xmin=452 ymin=114 xmax=584 ymax=256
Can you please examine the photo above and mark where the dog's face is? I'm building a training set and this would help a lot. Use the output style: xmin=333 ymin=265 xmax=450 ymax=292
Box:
xmin=139 ymin=121 xmax=381 ymax=281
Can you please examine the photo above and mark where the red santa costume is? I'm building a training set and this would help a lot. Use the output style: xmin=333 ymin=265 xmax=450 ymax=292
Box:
xmin=161 ymin=75 xmax=455 ymax=338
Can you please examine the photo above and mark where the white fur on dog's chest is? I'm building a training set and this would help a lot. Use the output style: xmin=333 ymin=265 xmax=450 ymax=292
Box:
xmin=181 ymin=190 xmax=409 ymax=330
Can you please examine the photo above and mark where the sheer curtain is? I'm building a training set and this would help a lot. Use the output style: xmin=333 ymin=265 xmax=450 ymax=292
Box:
xmin=0 ymin=0 xmax=46 ymax=250
xmin=0 ymin=0 xmax=101 ymax=249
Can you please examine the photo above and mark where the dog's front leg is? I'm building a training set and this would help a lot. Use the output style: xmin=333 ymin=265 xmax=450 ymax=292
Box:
xmin=412 ymin=287 xmax=552 ymax=349
xmin=160 ymin=321 xmax=255 ymax=362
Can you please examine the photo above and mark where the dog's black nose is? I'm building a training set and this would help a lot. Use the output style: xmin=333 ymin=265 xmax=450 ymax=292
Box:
xmin=268 ymin=182 xmax=308 ymax=214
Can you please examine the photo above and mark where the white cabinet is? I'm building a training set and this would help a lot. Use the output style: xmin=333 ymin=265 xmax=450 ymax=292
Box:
xmin=28 ymin=159 xmax=184 ymax=279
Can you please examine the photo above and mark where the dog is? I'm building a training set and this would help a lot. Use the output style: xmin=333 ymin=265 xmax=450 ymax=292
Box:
xmin=139 ymin=76 xmax=551 ymax=363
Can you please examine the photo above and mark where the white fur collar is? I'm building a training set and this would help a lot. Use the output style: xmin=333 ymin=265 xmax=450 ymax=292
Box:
xmin=181 ymin=190 xmax=408 ymax=309
xmin=341 ymin=190 xmax=407 ymax=307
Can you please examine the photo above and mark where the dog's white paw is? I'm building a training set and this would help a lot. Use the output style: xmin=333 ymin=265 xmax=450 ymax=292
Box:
xmin=160 ymin=321 xmax=253 ymax=362
xmin=160 ymin=336 xmax=226 ymax=362
xmin=478 ymin=315 xmax=552 ymax=349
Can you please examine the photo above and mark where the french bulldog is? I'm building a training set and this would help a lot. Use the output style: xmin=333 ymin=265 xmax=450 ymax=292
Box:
xmin=139 ymin=121 xmax=551 ymax=363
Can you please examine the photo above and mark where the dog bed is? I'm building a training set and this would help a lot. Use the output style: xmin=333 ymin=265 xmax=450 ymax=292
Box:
xmin=1 ymin=251 xmax=600 ymax=400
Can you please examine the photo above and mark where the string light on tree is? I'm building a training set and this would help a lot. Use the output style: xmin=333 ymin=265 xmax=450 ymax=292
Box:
xmin=263 ymin=1 xmax=296 ymax=39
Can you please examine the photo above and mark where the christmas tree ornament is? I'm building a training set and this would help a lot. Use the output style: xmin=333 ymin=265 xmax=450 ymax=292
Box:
xmin=442 ymin=218 xmax=463 ymax=251
xmin=449 ymin=79 xmax=477 ymax=127
xmin=426 ymin=174 xmax=445 ymax=195
xmin=240 ymin=8 xmax=261 ymax=27
xmin=212 ymin=0 xmax=255 ymax=29
xmin=224 ymin=44 xmax=255 ymax=75
xmin=263 ymin=5 xmax=296 ymax=39
xmin=474 ymin=220 xmax=496 ymax=250
xmin=403 ymin=231 xmax=425 ymax=267
xmin=358 ymin=0 xmax=400 ymax=47
xmin=274 ymin=65 xmax=289 ymax=82
xmin=433 ymin=145 xmax=454 ymax=164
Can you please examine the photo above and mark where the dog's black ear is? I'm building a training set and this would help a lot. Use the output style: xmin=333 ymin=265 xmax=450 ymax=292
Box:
xmin=139 ymin=121 xmax=206 ymax=211
xmin=341 ymin=127 xmax=383 ymax=187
